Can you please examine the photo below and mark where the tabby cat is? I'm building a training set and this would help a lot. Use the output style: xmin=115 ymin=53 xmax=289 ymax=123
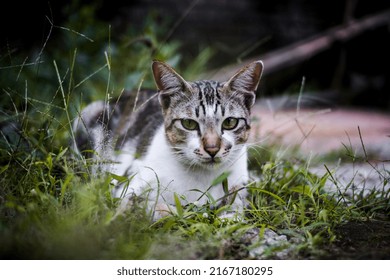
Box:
xmin=73 ymin=60 xmax=263 ymax=219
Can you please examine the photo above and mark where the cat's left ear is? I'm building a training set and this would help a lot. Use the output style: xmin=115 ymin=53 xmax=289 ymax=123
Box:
xmin=223 ymin=60 xmax=264 ymax=109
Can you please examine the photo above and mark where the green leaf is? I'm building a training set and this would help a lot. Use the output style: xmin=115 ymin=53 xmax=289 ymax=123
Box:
xmin=211 ymin=172 xmax=230 ymax=187
xmin=0 ymin=165 xmax=9 ymax=175
xmin=174 ymin=192 xmax=183 ymax=218
xmin=291 ymin=185 xmax=313 ymax=197
xmin=109 ymin=173 xmax=131 ymax=184
xmin=55 ymin=147 xmax=68 ymax=161
xmin=250 ymin=187 xmax=286 ymax=205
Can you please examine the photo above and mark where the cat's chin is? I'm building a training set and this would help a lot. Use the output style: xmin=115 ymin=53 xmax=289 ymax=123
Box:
xmin=178 ymin=156 xmax=223 ymax=170
xmin=196 ymin=157 xmax=225 ymax=169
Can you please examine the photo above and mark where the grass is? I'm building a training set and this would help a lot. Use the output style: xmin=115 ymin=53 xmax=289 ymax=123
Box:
xmin=1 ymin=5 xmax=389 ymax=260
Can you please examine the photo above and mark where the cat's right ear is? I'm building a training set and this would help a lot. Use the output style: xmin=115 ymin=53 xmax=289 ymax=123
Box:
xmin=152 ymin=61 xmax=191 ymax=110
xmin=152 ymin=61 xmax=190 ymax=91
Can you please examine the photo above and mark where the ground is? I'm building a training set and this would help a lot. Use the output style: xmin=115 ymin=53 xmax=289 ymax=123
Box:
xmin=249 ymin=103 xmax=390 ymax=259
xmin=327 ymin=220 xmax=390 ymax=259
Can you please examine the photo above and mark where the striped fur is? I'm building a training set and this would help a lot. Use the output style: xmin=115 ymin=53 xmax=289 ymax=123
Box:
xmin=73 ymin=60 xmax=263 ymax=219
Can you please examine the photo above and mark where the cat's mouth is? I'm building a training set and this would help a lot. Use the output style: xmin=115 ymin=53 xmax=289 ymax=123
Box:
xmin=201 ymin=156 xmax=222 ymax=166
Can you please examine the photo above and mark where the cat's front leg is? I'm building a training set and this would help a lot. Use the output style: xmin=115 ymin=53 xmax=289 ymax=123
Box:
xmin=115 ymin=192 xmax=176 ymax=221
xmin=217 ymin=185 xmax=248 ymax=220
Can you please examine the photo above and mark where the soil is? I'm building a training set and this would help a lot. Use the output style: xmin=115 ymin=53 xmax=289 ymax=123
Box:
xmin=324 ymin=220 xmax=390 ymax=259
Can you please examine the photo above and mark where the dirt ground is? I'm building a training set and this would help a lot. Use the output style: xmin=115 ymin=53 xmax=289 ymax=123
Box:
xmin=325 ymin=220 xmax=390 ymax=259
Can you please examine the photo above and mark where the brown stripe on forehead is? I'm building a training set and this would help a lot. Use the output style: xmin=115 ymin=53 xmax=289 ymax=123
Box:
xmin=214 ymin=100 xmax=221 ymax=114
xmin=215 ymin=83 xmax=222 ymax=99
xmin=215 ymin=83 xmax=225 ymax=116
xmin=194 ymin=80 xmax=224 ymax=117
xmin=203 ymin=82 xmax=215 ymax=105
xmin=195 ymin=81 xmax=222 ymax=100
xmin=197 ymin=100 xmax=206 ymax=117
xmin=194 ymin=82 xmax=203 ymax=99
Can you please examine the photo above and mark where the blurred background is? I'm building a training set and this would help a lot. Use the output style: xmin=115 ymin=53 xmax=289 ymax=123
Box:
xmin=0 ymin=0 xmax=389 ymax=111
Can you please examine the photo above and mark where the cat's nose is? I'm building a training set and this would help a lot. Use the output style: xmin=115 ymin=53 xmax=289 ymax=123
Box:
xmin=204 ymin=145 xmax=220 ymax=158
xmin=202 ymin=130 xmax=221 ymax=158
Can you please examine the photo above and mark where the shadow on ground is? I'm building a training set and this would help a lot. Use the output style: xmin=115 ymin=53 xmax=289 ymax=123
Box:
xmin=324 ymin=220 xmax=390 ymax=259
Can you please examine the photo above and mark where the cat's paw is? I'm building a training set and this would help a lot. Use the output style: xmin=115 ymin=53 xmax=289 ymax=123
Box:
xmin=113 ymin=193 xmax=139 ymax=218
xmin=114 ymin=194 xmax=176 ymax=222
xmin=220 ymin=185 xmax=247 ymax=206
xmin=114 ymin=192 xmax=156 ymax=221
xmin=218 ymin=210 xmax=244 ymax=222
xmin=152 ymin=203 xmax=177 ymax=220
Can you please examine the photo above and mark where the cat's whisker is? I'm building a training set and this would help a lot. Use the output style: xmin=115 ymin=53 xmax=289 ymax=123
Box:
xmin=169 ymin=150 xmax=184 ymax=156
xmin=248 ymin=137 xmax=271 ymax=146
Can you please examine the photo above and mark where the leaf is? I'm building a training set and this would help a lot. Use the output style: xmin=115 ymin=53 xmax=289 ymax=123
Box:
xmin=59 ymin=173 xmax=74 ymax=204
xmin=109 ymin=173 xmax=131 ymax=184
xmin=291 ymin=185 xmax=313 ymax=197
xmin=0 ymin=165 xmax=9 ymax=175
xmin=211 ymin=171 xmax=230 ymax=187
xmin=222 ymin=177 xmax=229 ymax=195
xmin=55 ymin=147 xmax=68 ymax=161
xmin=251 ymin=187 xmax=286 ymax=205
xmin=318 ymin=209 xmax=328 ymax=222
xmin=174 ymin=192 xmax=183 ymax=218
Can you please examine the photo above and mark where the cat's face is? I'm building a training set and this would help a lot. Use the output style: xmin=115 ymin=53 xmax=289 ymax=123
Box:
xmin=152 ymin=60 xmax=263 ymax=169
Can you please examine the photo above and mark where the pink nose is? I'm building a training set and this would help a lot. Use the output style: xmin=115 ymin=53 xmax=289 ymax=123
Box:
xmin=204 ymin=145 xmax=220 ymax=157
xmin=202 ymin=130 xmax=221 ymax=158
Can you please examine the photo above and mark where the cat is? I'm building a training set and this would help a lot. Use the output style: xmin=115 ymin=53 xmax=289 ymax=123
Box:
xmin=72 ymin=60 xmax=264 ymax=219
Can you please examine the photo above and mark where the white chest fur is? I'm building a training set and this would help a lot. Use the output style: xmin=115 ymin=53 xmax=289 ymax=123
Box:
xmin=113 ymin=125 xmax=249 ymax=206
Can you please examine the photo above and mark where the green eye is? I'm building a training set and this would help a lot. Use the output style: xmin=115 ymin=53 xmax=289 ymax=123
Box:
xmin=222 ymin=117 xmax=239 ymax=130
xmin=181 ymin=119 xmax=199 ymax=130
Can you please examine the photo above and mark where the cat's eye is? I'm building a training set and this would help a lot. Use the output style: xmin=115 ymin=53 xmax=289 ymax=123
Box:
xmin=181 ymin=119 xmax=199 ymax=130
xmin=222 ymin=117 xmax=239 ymax=130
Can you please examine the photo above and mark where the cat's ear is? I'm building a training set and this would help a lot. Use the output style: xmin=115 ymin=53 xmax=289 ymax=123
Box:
xmin=152 ymin=60 xmax=192 ymax=110
xmin=223 ymin=60 xmax=263 ymax=108
xmin=152 ymin=60 xmax=190 ymax=91
xmin=224 ymin=60 xmax=263 ymax=92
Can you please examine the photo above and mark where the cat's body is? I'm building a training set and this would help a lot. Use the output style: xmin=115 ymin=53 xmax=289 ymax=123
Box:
xmin=73 ymin=60 xmax=263 ymax=218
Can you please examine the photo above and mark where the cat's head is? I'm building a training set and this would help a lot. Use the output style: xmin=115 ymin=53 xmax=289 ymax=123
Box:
xmin=152 ymin=60 xmax=263 ymax=169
